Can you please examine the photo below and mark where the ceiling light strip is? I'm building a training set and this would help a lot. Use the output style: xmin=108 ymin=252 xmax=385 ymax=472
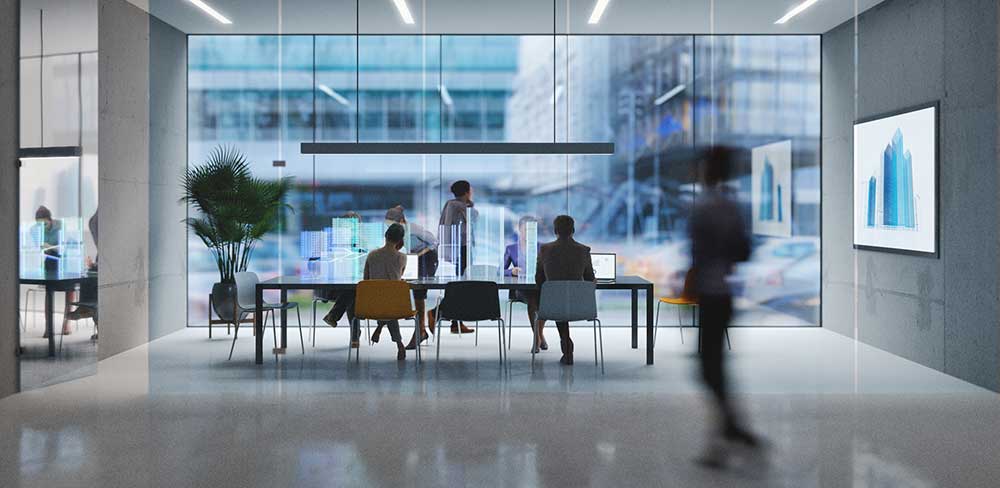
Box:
xmin=654 ymin=84 xmax=686 ymax=106
xmin=775 ymin=0 xmax=820 ymax=24
xmin=392 ymin=0 xmax=416 ymax=24
xmin=188 ymin=0 xmax=232 ymax=25
xmin=588 ymin=0 xmax=611 ymax=24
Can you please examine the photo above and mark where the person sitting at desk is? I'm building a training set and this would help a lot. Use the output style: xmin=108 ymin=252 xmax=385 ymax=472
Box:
xmin=535 ymin=215 xmax=595 ymax=366
xmin=384 ymin=205 xmax=437 ymax=349
xmin=363 ymin=223 xmax=409 ymax=360
xmin=35 ymin=206 xmax=75 ymax=337
xmin=503 ymin=216 xmax=546 ymax=353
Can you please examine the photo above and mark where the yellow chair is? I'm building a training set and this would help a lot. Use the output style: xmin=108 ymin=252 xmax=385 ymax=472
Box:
xmin=655 ymin=269 xmax=730 ymax=350
xmin=353 ymin=280 xmax=418 ymax=362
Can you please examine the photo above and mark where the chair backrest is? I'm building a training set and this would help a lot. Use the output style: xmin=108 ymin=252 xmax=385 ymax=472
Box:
xmin=537 ymin=281 xmax=597 ymax=322
xmin=439 ymin=281 xmax=501 ymax=321
xmin=681 ymin=268 xmax=697 ymax=301
xmin=234 ymin=272 xmax=260 ymax=310
xmin=355 ymin=280 xmax=415 ymax=320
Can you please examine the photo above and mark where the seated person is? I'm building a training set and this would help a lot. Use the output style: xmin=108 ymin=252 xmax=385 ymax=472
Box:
xmin=535 ymin=215 xmax=596 ymax=366
xmin=384 ymin=205 xmax=437 ymax=349
xmin=503 ymin=216 xmax=546 ymax=353
xmin=363 ymin=223 xmax=410 ymax=360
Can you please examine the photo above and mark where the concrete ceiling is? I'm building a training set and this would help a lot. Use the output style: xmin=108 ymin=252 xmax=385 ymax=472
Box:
xmin=144 ymin=0 xmax=887 ymax=35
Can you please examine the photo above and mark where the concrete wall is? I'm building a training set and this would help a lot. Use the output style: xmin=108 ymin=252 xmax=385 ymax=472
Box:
xmin=1 ymin=0 xmax=21 ymax=400
xmin=98 ymin=0 xmax=186 ymax=359
xmin=822 ymin=0 xmax=1000 ymax=391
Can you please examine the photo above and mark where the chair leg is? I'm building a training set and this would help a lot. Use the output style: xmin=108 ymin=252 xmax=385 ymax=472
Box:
xmin=270 ymin=310 xmax=278 ymax=349
xmin=296 ymin=306 xmax=304 ymax=354
xmin=228 ymin=320 xmax=240 ymax=360
xmin=653 ymin=301 xmax=661 ymax=347
xmin=311 ymin=300 xmax=318 ymax=347
xmin=475 ymin=320 xmax=479 ymax=347
xmin=596 ymin=319 xmax=605 ymax=374
xmin=414 ymin=318 xmax=421 ymax=364
xmin=593 ymin=320 xmax=599 ymax=367
xmin=496 ymin=318 xmax=504 ymax=366
xmin=365 ymin=320 xmax=372 ymax=346
xmin=530 ymin=319 xmax=537 ymax=371
xmin=435 ymin=316 xmax=443 ymax=362
xmin=506 ymin=301 xmax=513 ymax=350
xmin=725 ymin=327 xmax=732 ymax=350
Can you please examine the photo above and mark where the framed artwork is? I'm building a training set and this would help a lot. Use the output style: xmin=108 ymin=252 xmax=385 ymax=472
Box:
xmin=853 ymin=102 xmax=938 ymax=256
xmin=751 ymin=140 xmax=793 ymax=237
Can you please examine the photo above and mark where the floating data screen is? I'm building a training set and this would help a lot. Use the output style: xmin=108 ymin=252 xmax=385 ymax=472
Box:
xmin=591 ymin=253 xmax=616 ymax=281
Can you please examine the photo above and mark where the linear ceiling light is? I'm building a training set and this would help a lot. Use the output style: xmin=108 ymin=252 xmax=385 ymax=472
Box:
xmin=654 ymin=84 xmax=686 ymax=106
xmin=391 ymin=0 xmax=416 ymax=24
xmin=317 ymin=84 xmax=350 ymax=106
xmin=188 ymin=0 xmax=232 ymax=24
xmin=588 ymin=0 xmax=611 ymax=24
xmin=775 ymin=0 xmax=820 ymax=24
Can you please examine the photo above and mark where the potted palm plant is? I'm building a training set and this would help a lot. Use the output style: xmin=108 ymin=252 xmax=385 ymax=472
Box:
xmin=182 ymin=146 xmax=293 ymax=322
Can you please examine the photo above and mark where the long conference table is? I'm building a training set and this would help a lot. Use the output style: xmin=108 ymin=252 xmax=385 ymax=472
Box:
xmin=255 ymin=275 xmax=655 ymax=365
xmin=19 ymin=270 xmax=97 ymax=357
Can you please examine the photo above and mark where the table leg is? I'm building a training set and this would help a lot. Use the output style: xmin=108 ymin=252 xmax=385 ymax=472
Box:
xmin=280 ymin=289 xmax=288 ymax=350
xmin=45 ymin=287 xmax=55 ymax=357
xmin=631 ymin=289 xmax=638 ymax=349
xmin=646 ymin=286 xmax=654 ymax=365
xmin=255 ymin=285 xmax=263 ymax=364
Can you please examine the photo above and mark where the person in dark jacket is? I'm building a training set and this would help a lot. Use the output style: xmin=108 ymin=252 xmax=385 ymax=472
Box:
xmin=688 ymin=146 xmax=763 ymax=469
xmin=428 ymin=180 xmax=476 ymax=335
xmin=535 ymin=215 xmax=595 ymax=365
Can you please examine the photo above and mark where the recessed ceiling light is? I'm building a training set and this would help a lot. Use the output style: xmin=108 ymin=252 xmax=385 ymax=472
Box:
xmin=188 ymin=0 xmax=232 ymax=25
xmin=391 ymin=0 xmax=416 ymax=25
xmin=588 ymin=0 xmax=611 ymax=24
xmin=775 ymin=0 xmax=820 ymax=24
xmin=317 ymin=84 xmax=350 ymax=106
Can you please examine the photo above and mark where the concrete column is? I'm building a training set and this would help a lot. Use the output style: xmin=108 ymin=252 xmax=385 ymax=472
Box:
xmin=0 ymin=0 xmax=20 ymax=399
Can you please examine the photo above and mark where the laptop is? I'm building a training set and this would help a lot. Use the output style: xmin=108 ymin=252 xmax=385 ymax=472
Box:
xmin=591 ymin=253 xmax=616 ymax=282
xmin=402 ymin=253 xmax=420 ymax=281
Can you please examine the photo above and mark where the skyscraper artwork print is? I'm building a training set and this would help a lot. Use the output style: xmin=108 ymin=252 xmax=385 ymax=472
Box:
xmin=854 ymin=104 xmax=937 ymax=254
xmin=752 ymin=140 xmax=793 ymax=237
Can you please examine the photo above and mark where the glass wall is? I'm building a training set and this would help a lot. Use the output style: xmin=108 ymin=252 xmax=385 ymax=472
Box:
xmin=188 ymin=34 xmax=821 ymax=327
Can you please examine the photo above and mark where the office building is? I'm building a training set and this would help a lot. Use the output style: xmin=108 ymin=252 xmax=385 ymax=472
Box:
xmin=1 ymin=0 xmax=999 ymax=486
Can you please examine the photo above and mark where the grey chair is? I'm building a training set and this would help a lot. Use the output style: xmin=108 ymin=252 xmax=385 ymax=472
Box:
xmin=504 ymin=292 xmax=527 ymax=350
xmin=232 ymin=272 xmax=304 ymax=359
xmin=536 ymin=281 xmax=603 ymax=373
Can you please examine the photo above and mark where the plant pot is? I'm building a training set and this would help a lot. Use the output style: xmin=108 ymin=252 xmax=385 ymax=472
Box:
xmin=212 ymin=282 xmax=239 ymax=322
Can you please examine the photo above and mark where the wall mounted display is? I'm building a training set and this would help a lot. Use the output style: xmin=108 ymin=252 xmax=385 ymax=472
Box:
xmin=853 ymin=103 xmax=938 ymax=255
xmin=751 ymin=140 xmax=793 ymax=237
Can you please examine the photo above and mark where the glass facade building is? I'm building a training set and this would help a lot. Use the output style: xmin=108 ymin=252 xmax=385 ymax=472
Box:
xmin=187 ymin=34 xmax=821 ymax=327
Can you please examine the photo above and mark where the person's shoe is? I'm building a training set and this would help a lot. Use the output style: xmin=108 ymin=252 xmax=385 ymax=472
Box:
xmin=559 ymin=354 xmax=574 ymax=365
xmin=426 ymin=311 xmax=436 ymax=335
xmin=540 ymin=338 xmax=548 ymax=350
xmin=404 ymin=331 xmax=429 ymax=350
xmin=397 ymin=343 xmax=406 ymax=361
xmin=531 ymin=345 xmax=540 ymax=354
xmin=695 ymin=440 xmax=729 ymax=470
xmin=371 ymin=330 xmax=381 ymax=344
xmin=350 ymin=340 xmax=360 ymax=349
xmin=451 ymin=323 xmax=475 ymax=334
xmin=322 ymin=315 xmax=338 ymax=327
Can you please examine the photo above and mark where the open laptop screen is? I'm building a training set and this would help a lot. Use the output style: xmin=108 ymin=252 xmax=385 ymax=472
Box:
xmin=402 ymin=254 xmax=419 ymax=280
xmin=591 ymin=253 xmax=616 ymax=281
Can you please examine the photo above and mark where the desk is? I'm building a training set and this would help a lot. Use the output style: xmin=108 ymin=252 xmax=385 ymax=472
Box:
xmin=255 ymin=275 xmax=655 ymax=365
xmin=19 ymin=271 xmax=97 ymax=357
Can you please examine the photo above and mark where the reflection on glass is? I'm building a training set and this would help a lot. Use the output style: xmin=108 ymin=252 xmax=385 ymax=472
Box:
xmin=188 ymin=34 xmax=821 ymax=327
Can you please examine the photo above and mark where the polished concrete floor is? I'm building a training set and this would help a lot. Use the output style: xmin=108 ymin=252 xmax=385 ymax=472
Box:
xmin=1 ymin=326 xmax=998 ymax=487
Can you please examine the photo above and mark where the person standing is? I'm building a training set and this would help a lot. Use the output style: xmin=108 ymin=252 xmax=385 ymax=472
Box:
xmin=535 ymin=215 xmax=595 ymax=365
xmin=429 ymin=180 xmax=476 ymax=334
xmin=362 ymin=223 xmax=410 ymax=360
xmin=688 ymin=146 xmax=762 ymax=468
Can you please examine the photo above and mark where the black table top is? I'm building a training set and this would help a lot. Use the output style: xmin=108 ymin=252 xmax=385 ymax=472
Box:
xmin=19 ymin=271 xmax=97 ymax=286
xmin=259 ymin=274 xmax=652 ymax=290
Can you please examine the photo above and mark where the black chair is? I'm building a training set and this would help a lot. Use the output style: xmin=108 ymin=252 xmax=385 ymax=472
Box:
xmin=434 ymin=281 xmax=506 ymax=365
